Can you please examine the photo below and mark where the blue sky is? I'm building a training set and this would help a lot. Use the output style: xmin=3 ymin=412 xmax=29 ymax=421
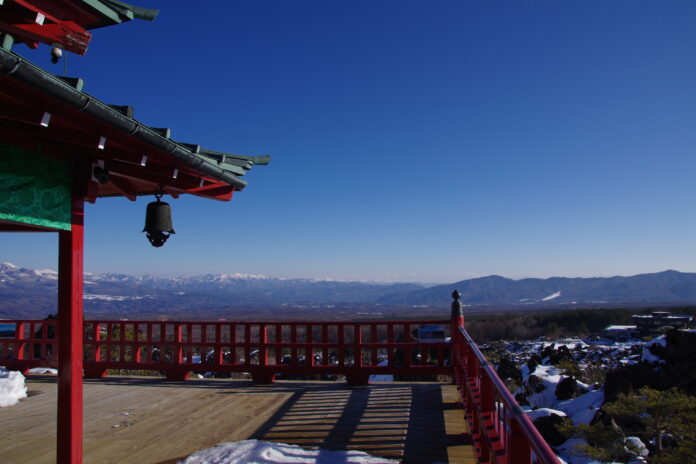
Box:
xmin=3 ymin=1 xmax=696 ymax=282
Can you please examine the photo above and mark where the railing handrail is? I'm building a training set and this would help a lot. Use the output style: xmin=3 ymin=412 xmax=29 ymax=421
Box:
xmin=456 ymin=322 xmax=561 ymax=464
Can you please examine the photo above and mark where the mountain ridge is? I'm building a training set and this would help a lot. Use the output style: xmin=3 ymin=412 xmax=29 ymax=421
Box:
xmin=3 ymin=263 xmax=696 ymax=319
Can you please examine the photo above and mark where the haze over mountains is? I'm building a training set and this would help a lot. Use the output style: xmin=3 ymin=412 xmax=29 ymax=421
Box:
xmin=2 ymin=262 xmax=696 ymax=319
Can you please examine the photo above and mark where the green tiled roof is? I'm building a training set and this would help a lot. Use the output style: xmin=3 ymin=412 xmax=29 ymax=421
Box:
xmin=79 ymin=0 xmax=159 ymax=29
xmin=0 ymin=47 xmax=269 ymax=192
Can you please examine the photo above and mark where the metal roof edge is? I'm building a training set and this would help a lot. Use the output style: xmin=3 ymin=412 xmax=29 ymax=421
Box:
xmin=0 ymin=48 xmax=251 ymax=191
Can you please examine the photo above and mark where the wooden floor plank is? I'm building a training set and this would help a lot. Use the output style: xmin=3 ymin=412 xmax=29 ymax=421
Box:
xmin=0 ymin=376 xmax=477 ymax=464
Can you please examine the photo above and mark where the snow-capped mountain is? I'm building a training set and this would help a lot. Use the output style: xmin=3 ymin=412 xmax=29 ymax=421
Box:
xmin=0 ymin=263 xmax=426 ymax=318
xmin=4 ymin=262 xmax=696 ymax=319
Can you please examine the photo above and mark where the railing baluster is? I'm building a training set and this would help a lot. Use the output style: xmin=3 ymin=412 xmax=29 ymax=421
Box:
xmin=289 ymin=324 xmax=296 ymax=366
xmin=214 ymin=323 xmax=222 ymax=366
xmin=354 ymin=324 xmax=362 ymax=367
xmin=275 ymin=324 xmax=282 ymax=365
xmin=338 ymin=323 xmax=345 ymax=368
xmin=260 ymin=324 xmax=267 ymax=367
xmin=307 ymin=324 xmax=313 ymax=366
xmin=16 ymin=322 xmax=25 ymax=360
xmin=387 ymin=323 xmax=394 ymax=366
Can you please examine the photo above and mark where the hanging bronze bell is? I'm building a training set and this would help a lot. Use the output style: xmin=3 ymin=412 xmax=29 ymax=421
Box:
xmin=143 ymin=197 xmax=175 ymax=247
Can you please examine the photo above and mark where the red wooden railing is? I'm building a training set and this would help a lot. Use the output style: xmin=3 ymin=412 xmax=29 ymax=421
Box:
xmin=452 ymin=323 xmax=561 ymax=464
xmin=0 ymin=319 xmax=451 ymax=385
xmin=0 ymin=295 xmax=561 ymax=464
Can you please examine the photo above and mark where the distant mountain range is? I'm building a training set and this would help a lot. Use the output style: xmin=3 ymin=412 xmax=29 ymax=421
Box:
xmin=2 ymin=262 xmax=696 ymax=319
xmin=376 ymin=270 xmax=696 ymax=306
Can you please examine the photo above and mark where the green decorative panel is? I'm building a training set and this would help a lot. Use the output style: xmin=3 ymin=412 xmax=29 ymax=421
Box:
xmin=0 ymin=144 xmax=72 ymax=230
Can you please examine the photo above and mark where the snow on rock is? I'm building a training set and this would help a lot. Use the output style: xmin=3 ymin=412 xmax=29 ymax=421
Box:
xmin=525 ymin=365 xmax=564 ymax=408
xmin=556 ymin=388 xmax=604 ymax=425
xmin=641 ymin=335 xmax=667 ymax=364
xmin=625 ymin=436 xmax=649 ymax=457
xmin=525 ymin=408 xmax=567 ymax=421
xmin=542 ymin=340 xmax=588 ymax=350
xmin=0 ymin=366 xmax=27 ymax=407
xmin=556 ymin=438 xmax=602 ymax=464
xmin=177 ymin=440 xmax=398 ymax=464
xmin=521 ymin=365 xmax=603 ymax=425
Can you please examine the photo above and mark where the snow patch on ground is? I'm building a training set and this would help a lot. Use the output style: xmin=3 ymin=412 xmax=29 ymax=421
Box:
xmin=0 ymin=366 xmax=27 ymax=407
xmin=177 ymin=440 xmax=398 ymax=464
xmin=542 ymin=291 xmax=562 ymax=301
xmin=27 ymin=367 xmax=58 ymax=374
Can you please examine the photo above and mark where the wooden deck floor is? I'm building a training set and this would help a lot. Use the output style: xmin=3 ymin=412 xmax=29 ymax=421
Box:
xmin=0 ymin=375 xmax=476 ymax=464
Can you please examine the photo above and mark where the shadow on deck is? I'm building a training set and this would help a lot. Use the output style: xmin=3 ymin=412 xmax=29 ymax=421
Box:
xmin=251 ymin=382 xmax=475 ymax=463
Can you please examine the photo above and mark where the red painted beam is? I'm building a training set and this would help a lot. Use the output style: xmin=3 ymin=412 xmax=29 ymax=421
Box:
xmin=0 ymin=1 xmax=91 ymax=54
xmin=57 ymin=195 xmax=84 ymax=464
xmin=108 ymin=174 xmax=138 ymax=201
xmin=185 ymin=181 xmax=235 ymax=201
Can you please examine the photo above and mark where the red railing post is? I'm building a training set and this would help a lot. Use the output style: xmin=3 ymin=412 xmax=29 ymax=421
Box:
xmin=291 ymin=324 xmax=297 ymax=366
xmin=146 ymin=322 xmax=153 ymax=363
xmin=370 ymin=324 xmax=378 ymax=366
xmin=165 ymin=323 xmax=188 ymax=381
xmin=307 ymin=324 xmax=314 ymax=367
xmin=404 ymin=323 xmax=412 ymax=367
xmin=16 ymin=322 xmax=25 ymax=360
xmin=119 ymin=322 xmax=125 ymax=362
xmin=174 ymin=323 xmax=183 ymax=363
xmin=510 ymin=417 xmax=533 ymax=464
xmin=338 ymin=323 xmax=345 ymax=367
xmin=387 ymin=323 xmax=394 ymax=366
xmin=260 ymin=324 xmax=268 ymax=366
xmin=251 ymin=323 xmax=275 ymax=384
xmin=230 ymin=323 xmax=237 ymax=364
xmin=275 ymin=324 xmax=282 ymax=365
xmin=185 ymin=323 xmax=193 ymax=364
xmin=105 ymin=323 xmax=112 ymax=362
xmin=322 ymin=324 xmax=329 ymax=366
xmin=354 ymin=325 xmax=362 ymax=367
xmin=214 ymin=323 xmax=222 ymax=366
xmin=134 ymin=323 xmax=141 ymax=363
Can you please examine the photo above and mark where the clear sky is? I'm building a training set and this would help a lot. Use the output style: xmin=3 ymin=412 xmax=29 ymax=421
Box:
xmin=3 ymin=1 xmax=696 ymax=283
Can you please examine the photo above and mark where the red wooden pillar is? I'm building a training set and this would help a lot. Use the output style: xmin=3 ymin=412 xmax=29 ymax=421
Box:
xmin=57 ymin=196 xmax=84 ymax=464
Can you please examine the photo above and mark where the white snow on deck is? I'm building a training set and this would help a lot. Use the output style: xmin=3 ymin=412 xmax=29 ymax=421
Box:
xmin=177 ymin=439 xmax=398 ymax=464
xmin=0 ymin=366 xmax=27 ymax=407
